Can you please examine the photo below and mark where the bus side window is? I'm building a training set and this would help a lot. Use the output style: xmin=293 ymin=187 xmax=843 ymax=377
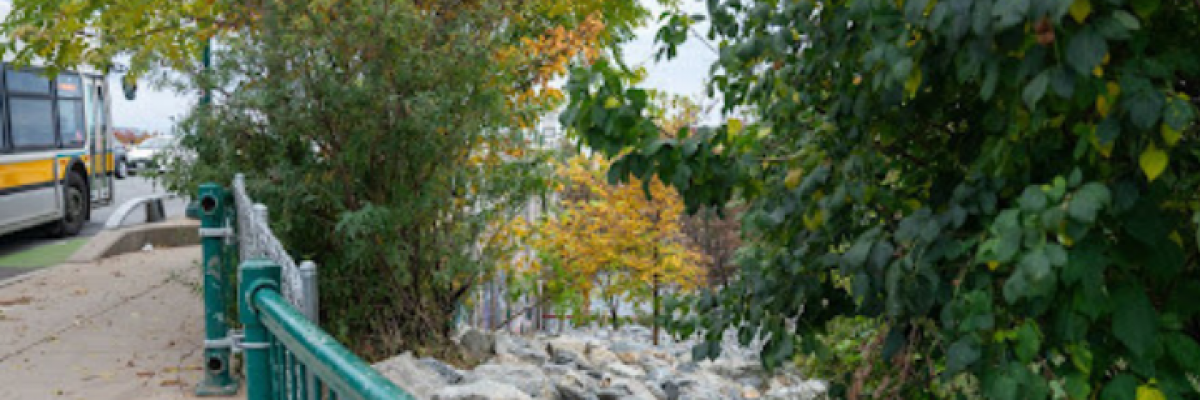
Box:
xmin=58 ymin=99 xmax=84 ymax=147
xmin=57 ymin=73 xmax=85 ymax=148
xmin=10 ymin=98 xmax=55 ymax=149
xmin=6 ymin=69 xmax=56 ymax=150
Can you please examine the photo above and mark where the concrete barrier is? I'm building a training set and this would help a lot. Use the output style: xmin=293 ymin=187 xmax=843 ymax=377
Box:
xmin=68 ymin=218 xmax=200 ymax=263
xmin=104 ymin=194 xmax=173 ymax=229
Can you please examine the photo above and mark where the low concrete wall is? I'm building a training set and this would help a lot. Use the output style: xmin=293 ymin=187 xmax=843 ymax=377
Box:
xmin=68 ymin=218 xmax=200 ymax=263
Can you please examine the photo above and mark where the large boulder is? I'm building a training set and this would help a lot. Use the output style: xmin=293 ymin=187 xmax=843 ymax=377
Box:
xmin=433 ymin=380 xmax=533 ymax=400
xmin=585 ymin=343 xmax=621 ymax=367
xmin=460 ymin=328 xmax=496 ymax=360
xmin=547 ymin=337 xmax=593 ymax=370
xmin=553 ymin=370 xmax=600 ymax=400
xmin=610 ymin=340 xmax=649 ymax=364
xmin=607 ymin=377 xmax=657 ymax=400
xmin=421 ymin=357 xmax=466 ymax=384
xmin=604 ymin=362 xmax=645 ymax=379
xmin=373 ymin=352 xmax=451 ymax=398
xmin=464 ymin=363 xmax=554 ymax=398
xmin=496 ymin=334 xmax=550 ymax=365
xmin=661 ymin=370 xmax=732 ymax=400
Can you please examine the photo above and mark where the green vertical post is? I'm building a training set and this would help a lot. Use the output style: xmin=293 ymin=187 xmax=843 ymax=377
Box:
xmin=240 ymin=259 xmax=280 ymax=400
xmin=195 ymin=183 xmax=239 ymax=396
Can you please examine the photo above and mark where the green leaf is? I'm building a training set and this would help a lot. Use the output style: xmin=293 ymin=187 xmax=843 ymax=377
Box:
xmin=1020 ymin=247 xmax=1053 ymax=283
xmin=1019 ymin=186 xmax=1048 ymax=211
xmin=1067 ymin=182 xmax=1111 ymax=223
xmin=1066 ymin=28 xmax=1107 ymax=76
xmin=1165 ymin=333 xmax=1200 ymax=371
xmin=1063 ymin=238 xmax=1106 ymax=285
xmin=1067 ymin=343 xmax=1094 ymax=375
xmin=1138 ymin=144 xmax=1168 ymax=182
xmin=843 ymin=236 xmax=873 ymax=270
xmin=1112 ymin=10 xmax=1141 ymax=30
xmin=992 ymin=0 xmax=1030 ymax=30
xmin=1132 ymin=0 xmax=1160 ymax=18
xmin=1097 ymin=117 xmax=1121 ymax=146
xmin=1101 ymin=374 xmax=1137 ymax=400
xmin=1003 ymin=271 xmax=1029 ymax=304
xmin=1023 ymin=71 xmax=1050 ymax=109
xmin=945 ymin=336 xmax=982 ymax=375
xmin=986 ymin=374 xmax=1019 ymax=400
xmin=1126 ymin=90 xmax=1164 ymax=130
xmin=994 ymin=229 xmax=1023 ymax=263
xmin=1065 ymin=373 xmax=1091 ymax=400
xmin=1014 ymin=322 xmax=1040 ymax=362
xmin=1112 ymin=285 xmax=1159 ymax=357
xmin=1162 ymin=96 xmax=1195 ymax=131
xmin=1068 ymin=168 xmax=1083 ymax=188
xmin=1050 ymin=66 xmax=1076 ymax=99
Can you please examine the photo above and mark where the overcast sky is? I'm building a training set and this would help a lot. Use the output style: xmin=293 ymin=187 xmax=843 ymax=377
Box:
xmin=0 ymin=0 xmax=718 ymax=133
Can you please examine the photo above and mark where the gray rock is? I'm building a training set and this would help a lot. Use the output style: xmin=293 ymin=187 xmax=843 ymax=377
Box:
xmin=496 ymin=334 xmax=531 ymax=354
xmin=542 ymin=364 xmax=572 ymax=376
xmin=587 ymin=342 xmax=621 ymax=366
xmin=595 ymin=387 xmax=631 ymax=400
xmin=605 ymin=362 xmax=645 ymax=379
xmin=764 ymin=380 xmax=828 ymax=400
xmin=609 ymin=378 xmax=657 ymax=400
xmin=644 ymin=366 xmax=672 ymax=383
xmin=461 ymin=329 xmax=496 ymax=360
xmin=610 ymin=340 xmax=649 ymax=355
xmin=554 ymin=370 xmax=600 ymax=400
xmin=373 ymin=351 xmax=449 ymax=398
xmin=661 ymin=380 xmax=681 ymax=400
xmin=676 ymin=362 xmax=699 ymax=373
xmin=556 ymin=383 xmax=599 ymax=400
xmin=422 ymin=357 xmax=465 ymax=384
xmin=433 ymin=380 xmax=533 ymax=400
xmin=465 ymin=363 xmax=554 ymax=398
xmin=737 ymin=376 xmax=765 ymax=390
xmin=645 ymin=383 xmax=668 ymax=400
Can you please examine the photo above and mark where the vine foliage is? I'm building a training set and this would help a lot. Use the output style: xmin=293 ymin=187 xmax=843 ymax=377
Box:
xmin=564 ymin=0 xmax=1200 ymax=397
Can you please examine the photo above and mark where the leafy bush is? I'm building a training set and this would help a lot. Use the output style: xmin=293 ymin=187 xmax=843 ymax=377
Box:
xmin=164 ymin=0 xmax=549 ymax=360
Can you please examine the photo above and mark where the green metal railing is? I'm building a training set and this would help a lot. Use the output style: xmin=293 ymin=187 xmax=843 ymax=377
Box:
xmin=240 ymin=259 xmax=415 ymax=400
xmin=195 ymin=181 xmax=415 ymax=399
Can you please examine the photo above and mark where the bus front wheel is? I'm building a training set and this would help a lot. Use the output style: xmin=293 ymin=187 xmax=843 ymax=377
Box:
xmin=47 ymin=172 xmax=89 ymax=237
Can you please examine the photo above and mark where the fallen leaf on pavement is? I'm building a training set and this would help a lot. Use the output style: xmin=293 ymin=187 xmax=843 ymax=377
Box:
xmin=0 ymin=296 xmax=32 ymax=306
xmin=159 ymin=379 xmax=185 ymax=387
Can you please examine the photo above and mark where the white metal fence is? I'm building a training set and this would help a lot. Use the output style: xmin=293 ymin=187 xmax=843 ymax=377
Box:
xmin=231 ymin=173 xmax=319 ymax=323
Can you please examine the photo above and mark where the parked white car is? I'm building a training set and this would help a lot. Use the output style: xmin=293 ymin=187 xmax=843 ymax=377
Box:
xmin=126 ymin=136 xmax=179 ymax=175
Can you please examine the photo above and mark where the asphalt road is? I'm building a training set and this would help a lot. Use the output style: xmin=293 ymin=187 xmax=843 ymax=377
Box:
xmin=0 ymin=175 xmax=189 ymax=279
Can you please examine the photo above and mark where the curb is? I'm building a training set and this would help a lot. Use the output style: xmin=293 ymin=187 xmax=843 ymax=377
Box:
xmin=66 ymin=218 xmax=201 ymax=264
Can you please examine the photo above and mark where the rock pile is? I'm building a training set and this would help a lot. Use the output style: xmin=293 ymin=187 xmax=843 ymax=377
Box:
xmin=372 ymin=325 xmax=827 ymax=400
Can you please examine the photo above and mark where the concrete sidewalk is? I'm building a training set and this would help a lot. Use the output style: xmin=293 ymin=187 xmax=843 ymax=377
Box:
xmin=0 ymin=245 xmax=236 ymax=400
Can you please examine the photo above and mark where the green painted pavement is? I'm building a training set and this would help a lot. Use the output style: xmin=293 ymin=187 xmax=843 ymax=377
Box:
xmin=0 ymin=238 xmax=88 ymax=268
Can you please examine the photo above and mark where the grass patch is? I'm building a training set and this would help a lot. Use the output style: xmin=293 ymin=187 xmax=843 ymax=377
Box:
xmin=0 ymin=238 xmax=88 ymax=268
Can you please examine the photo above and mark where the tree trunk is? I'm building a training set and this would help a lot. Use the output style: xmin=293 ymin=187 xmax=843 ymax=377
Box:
xmin=653 ymin=273 xmax=660 ymax=345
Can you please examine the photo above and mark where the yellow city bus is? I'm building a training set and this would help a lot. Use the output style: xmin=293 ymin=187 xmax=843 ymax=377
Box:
xmin=0 ymin=65 xmax=115 ymax=237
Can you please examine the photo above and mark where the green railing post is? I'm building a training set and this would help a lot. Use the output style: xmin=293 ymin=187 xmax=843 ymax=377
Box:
xmin=195 ymin=183 xmax=240 ymax=396
xmin=240 ymin=259 xmax=281 ymax=400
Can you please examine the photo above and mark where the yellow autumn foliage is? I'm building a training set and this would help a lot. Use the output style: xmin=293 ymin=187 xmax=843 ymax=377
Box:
xmin=502 ymin=153 xmax=707 ymax=311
